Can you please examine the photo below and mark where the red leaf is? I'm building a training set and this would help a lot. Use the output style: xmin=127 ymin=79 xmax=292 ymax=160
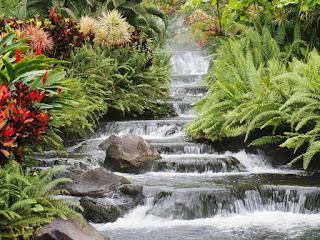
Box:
xmin=1 ymin=149 xmax=10 ymax=157
xmin=23 ymin=118 xmax=34 ymax=124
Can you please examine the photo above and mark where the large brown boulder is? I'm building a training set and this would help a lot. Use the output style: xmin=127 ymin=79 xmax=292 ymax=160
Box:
xmin=61 ymin=167 xmax=130 ymax=197
xmin=101 ymin=135 xmax=161 ymax=173
xmin=34 ymin=218 xmax=109 ymax=240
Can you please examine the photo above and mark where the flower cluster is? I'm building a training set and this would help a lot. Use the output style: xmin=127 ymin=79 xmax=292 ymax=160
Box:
xmin=0 ymin=83 xmax=50 ymax=164
xmin=46 ymin=9 xmax=94 ymax=59
xmin=0 ymin=11 xmax=94 ymax=60
xmin=185 ymin=9 xmax=221 ymax=40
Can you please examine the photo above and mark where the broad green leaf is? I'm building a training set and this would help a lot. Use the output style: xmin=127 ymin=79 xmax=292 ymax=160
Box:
xmin=2 ymin=58 xmax=15 ymax=81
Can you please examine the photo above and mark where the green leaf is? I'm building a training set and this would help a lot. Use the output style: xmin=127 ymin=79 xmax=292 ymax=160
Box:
xmin=2 ymin=58 xmax=15 ymax=81
xmin=0 ymin=71 xmax=8 ymax=84
xmin=0 ymin=33 xmax=15 ymax=48
xmin=211 ymin=0 xmax=217 ymax=5
xmin=32 ymin=204 xmax=44 ymax=212
xmin=229 ymin=0 xmax=236 ymax=8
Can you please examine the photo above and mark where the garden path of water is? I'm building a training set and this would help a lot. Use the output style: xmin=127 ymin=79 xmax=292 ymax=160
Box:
xmin=42 ymin=51 xmax=320 ymax=239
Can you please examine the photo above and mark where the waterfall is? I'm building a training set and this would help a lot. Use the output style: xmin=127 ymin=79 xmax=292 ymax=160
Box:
xmin=39 ymin=50 xmax=320 ymax=240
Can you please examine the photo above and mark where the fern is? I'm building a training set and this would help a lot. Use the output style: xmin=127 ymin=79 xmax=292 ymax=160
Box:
xmin=0 ymin=161 xmax=85 ymax=239
xmin=187 ymin=23 xmax=320 ymax=169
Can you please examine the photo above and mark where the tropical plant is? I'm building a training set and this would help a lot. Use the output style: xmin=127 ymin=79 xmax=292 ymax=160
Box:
xmin=97 ymin=0 xmax=168 ymax=33
xmin=0 ymin=161 xmax=84 ymax=239
xmin=69 ymin=38 xmax=171 ymax=117
xmin=0 ymin=83 xmax=50 ymax=165
xmin=0 ymin=32 xmax=98 ymax=158
xmin=14 ymin=0 xmax=94 ymax=20
xmin=44 ymin=9 xmax=94 ymax=59
xmin=19 ymin=24 xmax=54 ymax=52
xmin=0 ymin=11 xmax=94 ymax=60
xmin=186 ymin=25 xmax=283 ymax=141
xmin=0 ymin=0 xmax=20 ymax=17
xmin=186 ymin=25 xmax=320 ymax=169
xmin=79 ymin=15 xmax=98 ymax=34
xmin=94 ymin=9 xmax=131 ymax=46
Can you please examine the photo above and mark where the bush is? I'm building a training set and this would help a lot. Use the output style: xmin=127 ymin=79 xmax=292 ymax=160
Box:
xmin=69 ymin=35 xmax=171 ymax=117
xmin=0 ymin=161 xmax=84 ymax=239
xmin=186 ymin=25 xmax=320 ymax=169
xmin=0 ymin=83 xmax=49 ymax=165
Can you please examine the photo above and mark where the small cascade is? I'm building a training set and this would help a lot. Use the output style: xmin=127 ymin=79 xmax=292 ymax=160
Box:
xmin=143 ymin=185 xmax=320 ymax=220
xmin=152 ymin=156 xmax=243 ymax=173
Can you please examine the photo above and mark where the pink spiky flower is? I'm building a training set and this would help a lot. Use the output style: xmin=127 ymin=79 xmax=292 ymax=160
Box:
xmin=20 ymin=25 xmax=53 ymax=53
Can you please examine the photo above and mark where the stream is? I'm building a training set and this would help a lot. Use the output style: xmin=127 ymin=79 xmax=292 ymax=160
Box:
xmin=40 ymin=51 xmax=320 ymax=239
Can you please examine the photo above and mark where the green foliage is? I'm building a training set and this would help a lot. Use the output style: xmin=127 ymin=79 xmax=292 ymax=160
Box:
xmin=15 ymin=0 xmax=94 ymax=19
xmin=15 ymin=0 xmax=167 ymax=43
xmin=0 ymin=32 xmax=96 ymax=154
xmin=187 ymin=25 xmax=320 ymax=169
xmin=0 ymin=0 xmax=19 ymax=17
xmin=222 ymin=0 xmax=320 ymax=54
xmin=0 ymin=161 xmax=85 ymax=239
xmin=69 ymin=42 xmax=171 ymax=117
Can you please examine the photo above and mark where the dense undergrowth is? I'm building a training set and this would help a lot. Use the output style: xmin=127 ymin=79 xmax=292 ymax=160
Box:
xmin=187 ymin=1 xmax=320 ymax=169
xmin=0 ymin=162 xmax=84 ymax=239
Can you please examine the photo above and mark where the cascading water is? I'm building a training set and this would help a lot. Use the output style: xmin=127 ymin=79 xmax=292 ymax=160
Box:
xmin=42 ymin=50 xmax=320 ymax=239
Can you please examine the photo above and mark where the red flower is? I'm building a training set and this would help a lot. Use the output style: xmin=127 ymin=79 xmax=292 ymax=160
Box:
xmin=58 ymin=85 xmax=62 ymax=94
xmin=43 ymin=67 xmax=48 ymax=86
xmin=15 ymin=48 xmax=21 ymax=63
xmin=36 ymin=40 xmax=43 ymax=55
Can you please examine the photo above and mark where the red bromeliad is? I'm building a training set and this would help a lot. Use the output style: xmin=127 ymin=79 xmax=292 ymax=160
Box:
xmin=0 ymin=82 xmax=50 ymax=164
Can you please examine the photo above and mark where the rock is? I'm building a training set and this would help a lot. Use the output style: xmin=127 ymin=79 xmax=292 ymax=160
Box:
xmin=60 ymin=167 xmax=130 ymax=197
xmin=54 ymin=166 xmax=83 ymax=179
xmin=99 ymin=135 xmax=118 ymax=151
xmin=119 ymin=184 xmax=143 ymax=198
xmin=34 ymin=218 xmax=109 ymax=240
xmin=80 ymin=197 xmax=122 ymax=223
xmin=103 ymin=135 xmax=161 ymax=173
xmin=80 ymin=184 xmax=144 ymax=223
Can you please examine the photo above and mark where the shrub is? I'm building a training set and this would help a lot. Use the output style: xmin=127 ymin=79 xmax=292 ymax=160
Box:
xmin=0 ymin=83 xmax=50 ymax=165
xmin=0 ymin=161 xmax=84 ymax=239
xmin=186 ymin=26 xmax=320 ymax=169
xmin=69 ymin=36 xmax=171 ymax=117
xmin=0 ymin=32 xmax=97 ymax=160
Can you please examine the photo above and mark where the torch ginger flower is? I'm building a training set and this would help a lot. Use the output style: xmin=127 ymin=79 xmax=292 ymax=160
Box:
xmin=43 ymin=67 xmax=48 ymax=86
xmin=15 ymin=48 xmax=21 ymax=63
xmin=36 ymin=40 xmax=42 ymax=55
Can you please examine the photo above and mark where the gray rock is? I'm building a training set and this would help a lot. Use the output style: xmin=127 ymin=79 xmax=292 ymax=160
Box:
xmin=61 ymin=167 xmax=130 ymax=197
xmin=80 ymin=184 xmax=144 ymax=223
xmin=99 ymin=135 xmax=118 ymax=151
xmin=34 ymin=218 xmax=109 ymax=240
xmin=80 ymin=197 xmax=122 ymax=223
xmin=103 ymin=135 xmax=161 ymax=173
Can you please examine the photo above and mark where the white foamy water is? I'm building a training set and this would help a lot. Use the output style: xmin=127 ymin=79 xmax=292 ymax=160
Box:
xmin=95 ymin=206 xmax=320 ymax=231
